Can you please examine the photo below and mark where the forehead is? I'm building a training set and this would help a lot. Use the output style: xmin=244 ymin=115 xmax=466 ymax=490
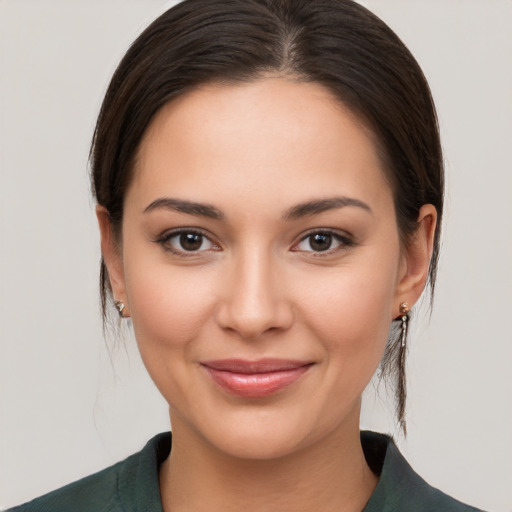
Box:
xmin=129 ymin=78 xmax=393 ymax=216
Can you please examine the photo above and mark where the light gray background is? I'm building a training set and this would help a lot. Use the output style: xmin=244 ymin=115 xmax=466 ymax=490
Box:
xmin=1 ymin=1 xmax=511 ymax=510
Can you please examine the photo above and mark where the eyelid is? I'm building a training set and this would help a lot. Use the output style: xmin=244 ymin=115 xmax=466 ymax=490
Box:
xmin=153 ymin=227 xmax=355 ymax=256
xmin=291 ymin=228 xmax=356 ymax=253
xmin=154 ymin=227 xmax=221 ymax=255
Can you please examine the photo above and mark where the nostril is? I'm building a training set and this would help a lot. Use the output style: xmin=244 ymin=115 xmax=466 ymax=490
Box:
xmin=215 ymin=299 xmax=293 ymax=340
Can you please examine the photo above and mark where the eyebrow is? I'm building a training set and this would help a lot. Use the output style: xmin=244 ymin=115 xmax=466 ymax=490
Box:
xmin=143 ymin=198 xmax=224 ymax=220
xmin=143 ymin=195 xmax=371 ymax=221
xmin=283 ymin=196 xmax=372 ymax=220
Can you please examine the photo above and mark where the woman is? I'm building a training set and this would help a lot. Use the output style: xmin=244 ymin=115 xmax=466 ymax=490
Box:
xmin=3 ymin=0 xmax=494 ymax=510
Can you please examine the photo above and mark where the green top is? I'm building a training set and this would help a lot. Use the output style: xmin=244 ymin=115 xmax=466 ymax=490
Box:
xmin=7 ymin=431 xmax=484 ymax=512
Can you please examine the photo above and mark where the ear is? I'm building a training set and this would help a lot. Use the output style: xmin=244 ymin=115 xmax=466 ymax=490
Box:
xmin=395 ymin=204 xmax=437 ymax=315
xmin=96 ymin=205 xmax=128 ymax=313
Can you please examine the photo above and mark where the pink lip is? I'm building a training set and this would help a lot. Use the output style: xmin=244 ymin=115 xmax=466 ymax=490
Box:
xmin=200 ymin=359 xmax=313 ymax=398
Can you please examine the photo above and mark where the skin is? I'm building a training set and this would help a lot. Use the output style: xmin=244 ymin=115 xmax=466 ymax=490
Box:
xmin=98 ymin=78 xmax=436 ymax=512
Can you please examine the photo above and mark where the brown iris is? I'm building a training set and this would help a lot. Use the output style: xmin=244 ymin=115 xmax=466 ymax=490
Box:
xmin=309 ymin=233 xmax=333 ymax=251
xmin=180 ymin=232 xmax=203 ymax=251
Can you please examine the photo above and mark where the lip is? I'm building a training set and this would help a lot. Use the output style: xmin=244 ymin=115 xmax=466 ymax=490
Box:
xmin=200 ymin=358 xmax=313 ymax=398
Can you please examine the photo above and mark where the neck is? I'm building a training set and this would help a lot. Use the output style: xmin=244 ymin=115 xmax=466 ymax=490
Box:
xmin=159 ymin=412 xmax=378 ymax=512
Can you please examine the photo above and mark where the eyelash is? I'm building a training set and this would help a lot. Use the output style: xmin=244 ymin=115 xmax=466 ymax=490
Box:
xmin=291 ymin=229 xmax=356 ymax=255
xmin=154 ymin=228 xmax=220 ymax=257
xmin=154 ymin=228 xmax=355 ymax=257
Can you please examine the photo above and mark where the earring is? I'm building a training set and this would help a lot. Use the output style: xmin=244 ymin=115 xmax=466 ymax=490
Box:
xmin=399 ymin=302 xmax=410 ymax=348
xmin=397 ymin=301 xmax=410 ymax=434
xmin=114 ymin=300 xmax=126 ymax=318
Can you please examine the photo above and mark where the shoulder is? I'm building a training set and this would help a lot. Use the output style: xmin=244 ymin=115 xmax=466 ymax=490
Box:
xmin=361 ymin=431 xmax=486 ymax=512
xmin=5 ymin=432 xmax=171 ymax=512
xmin=5 ymin=462 xmax=122 ymax=512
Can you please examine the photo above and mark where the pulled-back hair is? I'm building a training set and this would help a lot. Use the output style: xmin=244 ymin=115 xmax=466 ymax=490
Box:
xmin=90 ymin=0 xmax=444 ymax=432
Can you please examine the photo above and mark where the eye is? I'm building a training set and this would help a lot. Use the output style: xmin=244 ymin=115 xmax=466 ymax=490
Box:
xmin=293 ymin=231 xmax=353 ymax=253
xmin=156 ymin=229 xmax=219 ymax=254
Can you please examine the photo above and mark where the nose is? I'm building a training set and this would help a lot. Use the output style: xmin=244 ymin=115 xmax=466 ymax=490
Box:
xmin=215 ymin=250 xmax=294 ymax=340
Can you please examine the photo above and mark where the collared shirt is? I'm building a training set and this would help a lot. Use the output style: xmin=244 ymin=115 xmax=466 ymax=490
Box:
xmin=6 ymin=431 xmax=484 ymax=511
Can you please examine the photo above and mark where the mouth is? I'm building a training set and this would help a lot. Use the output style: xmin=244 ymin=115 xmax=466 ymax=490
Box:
xmin=200 ymin=358 xmax=314 ymax=398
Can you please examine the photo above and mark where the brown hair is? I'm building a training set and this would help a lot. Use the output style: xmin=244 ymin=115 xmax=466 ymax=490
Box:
xmin=90 ymin=0 xmax=444 ymax=432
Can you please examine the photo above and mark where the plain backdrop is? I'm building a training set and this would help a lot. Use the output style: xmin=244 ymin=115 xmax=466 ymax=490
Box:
xmin=1 ymin=0 xmax=511 ymax=510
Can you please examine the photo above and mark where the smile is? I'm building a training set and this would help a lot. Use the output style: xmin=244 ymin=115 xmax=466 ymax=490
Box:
xmin=200 ymin=359 xmax=314 ymax=398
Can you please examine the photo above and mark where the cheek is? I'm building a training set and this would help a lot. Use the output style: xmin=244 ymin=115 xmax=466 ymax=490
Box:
xmin=124 ymin=259 xmax=218 ymax=353
xmin=295 ymin=251 xmax=399 ymax=371
xmin=121 ymin=258 xmax=222 ymax=409
xmin=301 ymin=278 xmax=395 ymax=414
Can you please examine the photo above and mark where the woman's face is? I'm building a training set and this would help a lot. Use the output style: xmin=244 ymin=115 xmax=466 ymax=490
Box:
xmin=101 ymin=78 xmax=431 ymax=459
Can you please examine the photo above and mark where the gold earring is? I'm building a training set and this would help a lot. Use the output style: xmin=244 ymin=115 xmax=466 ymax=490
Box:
xmin=114 ymin=300 xmax=126 ymax=318
xmin=399 ymin=302 xmax=410 ymax=348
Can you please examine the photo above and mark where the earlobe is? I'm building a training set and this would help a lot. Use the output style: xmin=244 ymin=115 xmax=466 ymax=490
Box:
xmin=395 ymin=204 xmax=437 ymax=313
xmin=96 ymin=206 xmax=127 ymax=310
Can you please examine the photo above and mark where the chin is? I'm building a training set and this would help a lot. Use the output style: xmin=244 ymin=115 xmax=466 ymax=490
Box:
xmin=187 ymin=402 xmax=352 ymax=462
xmin=207 ymin=423 xmax=310 ymax=461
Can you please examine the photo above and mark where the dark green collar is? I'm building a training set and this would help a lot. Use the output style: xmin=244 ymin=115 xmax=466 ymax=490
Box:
xmin=361 ymin=431 xmax=482 ymax=511
xmin=118 ymin=430 xmax=482 ymax=512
